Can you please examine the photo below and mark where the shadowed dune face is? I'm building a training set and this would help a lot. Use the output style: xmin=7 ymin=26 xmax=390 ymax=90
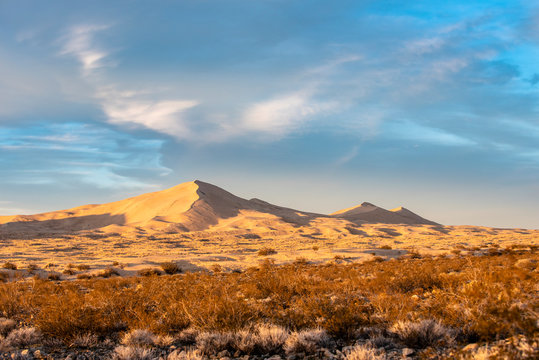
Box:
xmin=0 ymin=214 xmax=127 ymax=233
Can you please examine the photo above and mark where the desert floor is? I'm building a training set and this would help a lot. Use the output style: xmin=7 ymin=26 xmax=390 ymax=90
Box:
xmin=1 ymin=223 xmax=537 ymax=279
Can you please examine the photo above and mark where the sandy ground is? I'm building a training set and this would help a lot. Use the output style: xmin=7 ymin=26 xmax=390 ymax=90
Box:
xmin=0 ymin=222 xmax=537 ymax=280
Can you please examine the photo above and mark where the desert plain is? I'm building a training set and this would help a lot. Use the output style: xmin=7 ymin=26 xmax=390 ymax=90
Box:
xmin=0 ymin=180 xmax=537 ymax=279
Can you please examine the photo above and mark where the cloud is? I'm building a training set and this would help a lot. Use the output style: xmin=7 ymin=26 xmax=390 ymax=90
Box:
xmin=242 ymin=92 xmax=336 ymax=136
xmin=59 ymin=25 xmax=201 ymax=140
xmin=60 ymin=24 xmax=111 ymax=75
xmin=0 ymin=122 xmax=170 ymax=189
xmin=335 ymin=145 xmax=359 ymax=165
xmin=385 ymin=120 xmax=476 ymax=147
xmin=98 ymin=87 xmax=199 ymax=139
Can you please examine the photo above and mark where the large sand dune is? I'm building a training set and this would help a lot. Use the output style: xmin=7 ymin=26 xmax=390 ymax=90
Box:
xmin=0 ymin=180 xmax=435 ymax=234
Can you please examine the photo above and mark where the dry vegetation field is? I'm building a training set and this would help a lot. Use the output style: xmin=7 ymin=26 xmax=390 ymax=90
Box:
xmin=0 ymin=245 xmax=537 ymax=359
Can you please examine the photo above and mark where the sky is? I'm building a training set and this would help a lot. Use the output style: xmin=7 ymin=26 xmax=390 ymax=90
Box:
xmin=0 ymin=0 xmax=538 ymax=228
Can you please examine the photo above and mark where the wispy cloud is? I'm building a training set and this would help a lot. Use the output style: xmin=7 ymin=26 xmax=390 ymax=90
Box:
xmin=335 ymin=145 xmax=360 ymax=166
xmin=241 ymin=92 xmax=336 ymax=136
xmin=59 ymin=25 xmax=201 ymax=140
xmin=0 ymin=123 xmax=170 ymax=189
xmin=60 ymin=24 xmax=111 ymax=75
xmin=385 ymin=120 xmax=476 ymax=146
xmin=97 ymin=87 xmax=199 ymax=139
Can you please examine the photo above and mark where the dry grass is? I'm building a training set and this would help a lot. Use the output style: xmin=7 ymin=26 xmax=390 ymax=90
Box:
xmin=0 ymin=249 xmax=536 ymax=357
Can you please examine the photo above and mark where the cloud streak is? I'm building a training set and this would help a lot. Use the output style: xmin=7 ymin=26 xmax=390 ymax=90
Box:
xmin=60 ymin=24 xmax=111 ymax=75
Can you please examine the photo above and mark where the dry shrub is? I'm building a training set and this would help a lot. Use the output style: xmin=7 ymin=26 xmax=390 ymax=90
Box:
xmin=137 ymin=268 xmax=162 ymax=277
xmin=76 ymin=264 xmax=90 ymax=271
xmin=195 ymin=331 xmax=235 ymax=355
xmin=62 ymin=268 xmax=75 ymax=275
xmin=284 ymin=328 xmax=330 ymax=354
xmin=0 ymin=318 xmax=16 ymax=336
xmin=234 ymin=328 xmax=258 ymax=353
xmin=0 ymin=250 xmax=535 ymax=352
xmin=379 ymin=245 xmax=392 ymax=250
xmin=176 ymin=328 xmax=199 ymax=345
xmin=4 ymin=327 xmax=42 ymax=348
xmin=71 ymin=333 xmax=99 ymax=348
xmin=255 ymin=323 xmax=289 ymax=353
xmin=2 ymin=262 xmax=16 ymax=270
xmin=97 ymin=267 xmax=120 ymax=278
xmin=344 ymin=344 xmax=386 ymax=360
xmin=161 ymin=262 xmax=181 ymax=275
xmin=121 ymin=329 xmax=156 ymax=347
xmin=113 ymin=345 xmax=154 ymax=360
xmin=258 ymin=247 xmax=277 ymax=256
xmin=47 ymin=272 xmax=62 ymax=281
xmin=167 ymin=349 xmax=203 ymax=360
xmin=390 ymin=319 xmax=455 ymax=348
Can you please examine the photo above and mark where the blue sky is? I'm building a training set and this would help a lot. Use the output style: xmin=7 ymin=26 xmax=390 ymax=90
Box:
xmin=0 ymin=0 xmax=538 ymax=228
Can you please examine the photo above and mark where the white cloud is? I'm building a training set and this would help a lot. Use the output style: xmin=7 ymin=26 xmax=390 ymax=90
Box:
xmin=101 ymin=93 xmax=199 ymax=139
xmin=60 ymin=24 xmax=111 ymax=75
xmin=242 ymin=92 xmax=336 ymax=136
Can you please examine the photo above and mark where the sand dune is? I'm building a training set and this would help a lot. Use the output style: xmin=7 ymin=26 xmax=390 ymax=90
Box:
xmin=331 ymin=202 xmax=437 ymax=225
xmin=0 ymin=180 xmax=435 ymax=234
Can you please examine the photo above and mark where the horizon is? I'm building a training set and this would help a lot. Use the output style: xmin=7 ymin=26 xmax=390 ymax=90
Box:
xmin=1 ymin=1 xmax=539 ymax=229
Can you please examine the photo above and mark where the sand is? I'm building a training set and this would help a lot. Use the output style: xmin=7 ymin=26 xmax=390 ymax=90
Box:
xmin=0 ymin=180 xmax=537 ymax=279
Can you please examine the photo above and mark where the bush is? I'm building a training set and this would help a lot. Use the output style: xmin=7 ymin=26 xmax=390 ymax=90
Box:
xmin=2 ymin=262 xmax=16 ymax=270
xmin=167 ymin=349 xmax=204 ymax=360
xmin=137 ymin=268 xmax=162 ymax=277
xmin=258 ymin=248 xmax=277 ymax=256
xmin=161 ymin=262 xmax=181 ymax=275
xmin=97 ymin=267 xmax=120 ymax=278
xmin=0 ymin=318 xmax=16 ymax=336
xmin=5 ymin=327 xmax=42 ymax=348
xmin=196 ymin=331 xmax=235 ymax=355
xmin=344 ymin=344 xmax=386 ymax=360
xmin=256 ymin=324 xmax=289 ymax=353
xmin=121 ymin=329 xmax=156 ymax=347
xmin=113 ymin=345 xmax=154 ymax=360
xmin=47 ymin=272 xmax=62 ymax=281
xmin=390 ymin=320 xmax=455 ymax=348
xmin=71 ymin=333 xmax=99 ymax=348
xmin=284 ymin=328 xmax=331 ymax=354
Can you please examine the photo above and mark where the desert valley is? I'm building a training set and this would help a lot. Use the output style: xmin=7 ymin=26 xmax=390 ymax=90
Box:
xmin=1 ymin=180 xmax=536 ymax=278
